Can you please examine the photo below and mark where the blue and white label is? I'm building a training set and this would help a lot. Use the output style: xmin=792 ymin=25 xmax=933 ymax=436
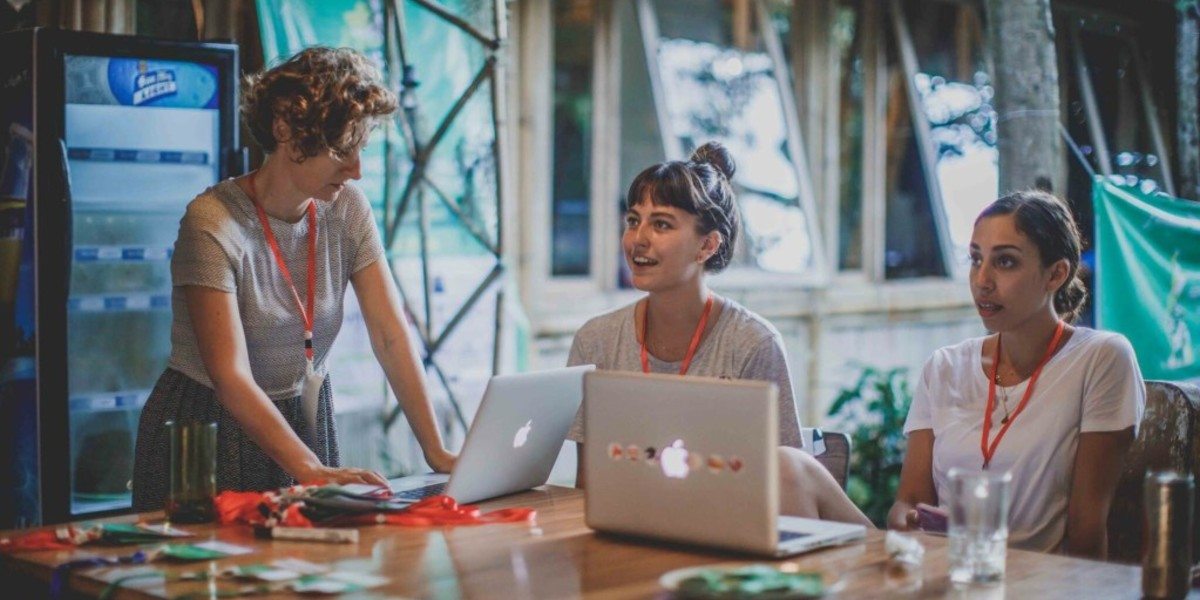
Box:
xmin=74 ymin=245 xmax=173 ymax=262
xmin=69 ymin=391 xmax=150 ymax=413
xmin=132 ymin=68 xmax=178 ymax=105
xmin=68 ymin=293 xmax=172 ymax=312
xmin=65 ymin=55 xmax=219 ymax=109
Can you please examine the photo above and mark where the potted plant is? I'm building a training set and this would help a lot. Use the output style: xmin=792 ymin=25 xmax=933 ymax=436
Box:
xmin=826 ymin=365 xmax=913 ymax=527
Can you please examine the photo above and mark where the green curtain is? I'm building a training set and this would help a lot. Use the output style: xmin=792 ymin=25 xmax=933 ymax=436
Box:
xmin=1094 ymin=178 xmax=1200 ymax=381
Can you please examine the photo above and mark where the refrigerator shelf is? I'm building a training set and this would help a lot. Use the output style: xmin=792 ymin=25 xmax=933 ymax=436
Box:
xmin=69 ymin=390 xmax=150 ymax=413
xmin=68 ymin=146 xmax=209 ymax=165
xmin=75 ymin=245 xmax=174 ymax=262
xmin=68 ymin=293 xmax=171 ymax=312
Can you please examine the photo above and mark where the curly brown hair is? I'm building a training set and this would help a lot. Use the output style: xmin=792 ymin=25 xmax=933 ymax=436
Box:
xmin=241 ymin=46 xmax=397 ymax=161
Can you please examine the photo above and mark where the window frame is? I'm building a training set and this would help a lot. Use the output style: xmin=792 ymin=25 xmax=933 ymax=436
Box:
xmin=525 ymin=0 xmax=830 ymax=318
xmin=1065 ymin=15 xmax=1175 ymax=195
xmin=799 ymin=0 xmax=974 ymax=284
xmin=637 ymin=0 xmax=831 ymax=288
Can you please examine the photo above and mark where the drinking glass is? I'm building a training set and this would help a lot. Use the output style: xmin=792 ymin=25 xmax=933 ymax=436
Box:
xmin=947 ymin=468 xmax=1011 ymax=584
xmin=165 ymin=420 xmax=217 ymax=523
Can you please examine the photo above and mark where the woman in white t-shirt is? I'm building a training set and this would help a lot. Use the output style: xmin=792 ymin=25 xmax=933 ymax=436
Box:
xmin=888 ymin=190 xmax=1144 ymax=558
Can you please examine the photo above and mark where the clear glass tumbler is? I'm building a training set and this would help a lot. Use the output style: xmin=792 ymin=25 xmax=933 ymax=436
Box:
xmin=165 ymin=420 xmax=217 ymax=523
xmin=947 ymin=468 xmax=1012 ymax=584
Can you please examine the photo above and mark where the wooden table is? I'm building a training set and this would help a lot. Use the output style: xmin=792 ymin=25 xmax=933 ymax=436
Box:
xmin=0 ymin=485 xmax=1184 ymax=598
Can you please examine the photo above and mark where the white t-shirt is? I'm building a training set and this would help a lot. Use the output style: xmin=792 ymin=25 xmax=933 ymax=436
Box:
xmin=904 ymin=327 xmax=1145 ymax=553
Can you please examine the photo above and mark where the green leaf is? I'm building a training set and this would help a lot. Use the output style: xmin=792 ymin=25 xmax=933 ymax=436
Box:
xmin=828 ymin=363 xmax=914 ymax=526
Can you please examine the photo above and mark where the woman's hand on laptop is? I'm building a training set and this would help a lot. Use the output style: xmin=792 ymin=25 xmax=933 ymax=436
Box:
xmin=425 ymin=448 xmax=458 ymax=473
xmin=299 ymin=465 xmax=389 ymax=487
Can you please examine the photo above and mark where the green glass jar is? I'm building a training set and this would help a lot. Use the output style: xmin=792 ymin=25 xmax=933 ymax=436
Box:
xmin=164 ymin=420 xmax=217 ymax=523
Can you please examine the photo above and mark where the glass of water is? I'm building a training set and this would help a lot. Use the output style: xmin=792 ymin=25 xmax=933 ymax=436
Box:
xmin=947 ymin=468 xmax=1012 ymax=584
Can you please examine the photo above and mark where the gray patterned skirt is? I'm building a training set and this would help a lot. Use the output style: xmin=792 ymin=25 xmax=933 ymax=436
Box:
xmin=131 ymin=368 xmax=340 ymax=512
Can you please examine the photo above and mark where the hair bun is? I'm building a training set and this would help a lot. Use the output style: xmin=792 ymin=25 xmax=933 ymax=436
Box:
xmin=690 ymin=141 xmax=736 ymax=181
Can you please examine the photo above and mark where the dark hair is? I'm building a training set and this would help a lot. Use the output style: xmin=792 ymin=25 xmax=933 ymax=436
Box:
xmin=976 ymin=190 xmax=1087 ymax=322
xmin=624 ymin=142 xmax=740 ymax=272
xmin=242 ymin=47 xmax=397 ymax=161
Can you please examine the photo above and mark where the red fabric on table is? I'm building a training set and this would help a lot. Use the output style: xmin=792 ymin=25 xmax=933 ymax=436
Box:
xmin=214 ymin=488 xmax=535 ymax=528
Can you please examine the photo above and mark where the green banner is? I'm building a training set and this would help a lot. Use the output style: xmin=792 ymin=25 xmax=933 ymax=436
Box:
xmin=1094 ymin=178 xmax=1200 ymax=381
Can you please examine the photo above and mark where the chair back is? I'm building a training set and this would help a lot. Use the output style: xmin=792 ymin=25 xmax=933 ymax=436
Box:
xmin=803 ymin=428 xmax=851 ymax=491
xmin=1106 ymin=380 xmax=1199 ymax=564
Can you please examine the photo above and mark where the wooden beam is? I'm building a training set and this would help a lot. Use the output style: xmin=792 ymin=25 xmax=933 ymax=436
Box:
xmin=889 ymin=0 xmax=956 ymax=276
xmin=1069 ymin=22 xmax=1113 ymax=178
xmin=1176 ymin=3 xmax=1200 ymax=199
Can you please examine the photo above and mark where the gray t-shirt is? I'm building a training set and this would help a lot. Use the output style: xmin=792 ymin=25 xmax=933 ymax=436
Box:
xmin=166 ymin=179 xmax=384 ymax=400
xmin=566 ymin=299 xmax=803 ymax=448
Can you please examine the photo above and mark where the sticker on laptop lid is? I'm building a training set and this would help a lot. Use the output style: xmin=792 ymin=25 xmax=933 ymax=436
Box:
xmin=707 ymin=454 xmax=725 ymax=474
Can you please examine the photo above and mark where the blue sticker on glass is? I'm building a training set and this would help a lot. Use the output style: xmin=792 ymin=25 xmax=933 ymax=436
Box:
xmin=97 ymin=58 xmax=219 ymax=109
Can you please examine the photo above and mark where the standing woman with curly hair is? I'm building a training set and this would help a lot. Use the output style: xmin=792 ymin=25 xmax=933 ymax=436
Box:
xmin=132 ymin=47 xmax=455 ymax=510
xmin=888 ymin=190 xmax=1145 ymax=558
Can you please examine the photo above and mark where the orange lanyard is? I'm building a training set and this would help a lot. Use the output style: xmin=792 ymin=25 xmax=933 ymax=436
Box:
xmin=640 ymin=295 xmax=713 ymax=376
xmin=247 ymin=171 xmax=317 ymax=361
xmin=981 ymin=320 xmax=1066 ymax=469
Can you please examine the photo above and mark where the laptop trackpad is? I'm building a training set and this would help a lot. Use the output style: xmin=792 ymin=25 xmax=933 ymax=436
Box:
xmin=389 ymin=473 xmax=451 ymax=493
xmin=778 ymin=530 xmax=812 ymax=543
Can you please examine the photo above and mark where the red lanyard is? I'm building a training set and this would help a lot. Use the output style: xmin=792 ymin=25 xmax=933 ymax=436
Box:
xmin=247 ymin=172 xmax=317 ymax=361
xmin=981 ymin=320 xmax=1066 ymax=469
xmin=640 ymin=295 xmax=714 ymax=376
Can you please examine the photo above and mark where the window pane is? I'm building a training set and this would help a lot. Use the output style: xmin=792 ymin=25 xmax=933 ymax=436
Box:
xmin=907 ymin=0 xmax=995 ymax=276
xmin=1079 ymin=31 xmax=1163 ymax=194
xmin=834 ymin=0 xmax=865 ymax=270
xmin=551 ymin=0 xmax=594 ymax=276
xmin=617 ymin=0 xmax=666 ymax=288
xmin=884 ymin=13 xmax=946 ymax=279
xmin=651 ymin=0 xmax=814 ymax=274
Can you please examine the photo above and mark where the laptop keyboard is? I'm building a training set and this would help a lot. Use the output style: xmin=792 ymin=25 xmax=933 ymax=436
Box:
xmin=778 ymin=530 xmax=812 ymax=544
xmin=394 ymin=482 xmax=448 ymax=501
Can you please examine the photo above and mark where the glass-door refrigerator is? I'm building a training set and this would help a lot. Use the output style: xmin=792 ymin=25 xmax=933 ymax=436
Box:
xmin=0 ymin=28 xmax=239 ymax=526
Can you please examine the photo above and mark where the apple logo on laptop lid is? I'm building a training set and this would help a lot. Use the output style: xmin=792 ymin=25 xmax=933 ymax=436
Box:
xmin=660 ymin=439 xmax=689 ymax=479
xmin=512 ymin=419 xmax=532 ymax=448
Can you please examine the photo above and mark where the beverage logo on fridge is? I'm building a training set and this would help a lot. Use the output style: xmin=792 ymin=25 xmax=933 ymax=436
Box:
xmin=132 ymin=61 xmax=177 ymax=106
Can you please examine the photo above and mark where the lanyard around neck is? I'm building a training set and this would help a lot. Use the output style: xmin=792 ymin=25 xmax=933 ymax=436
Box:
xmin=247 ymin=171 xmax=317 ymax=361
xmin=981 ymin=320 xmax=1066 ymax=469
xmin=640 ymin=295 xmax=714 ymax=376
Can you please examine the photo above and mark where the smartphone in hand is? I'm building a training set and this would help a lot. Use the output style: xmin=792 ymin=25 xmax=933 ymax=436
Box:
xmin=916 ymin=502 xmax=948 ymax=534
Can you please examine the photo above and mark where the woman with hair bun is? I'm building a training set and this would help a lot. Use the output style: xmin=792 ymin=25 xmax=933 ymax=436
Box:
xmin=566 ymin=142 xmax=871 ymax=525
xmin=889 ymin=190 xmax=1145 ymax=558
xmin=132 ymin=47 xmax=455 ymax=510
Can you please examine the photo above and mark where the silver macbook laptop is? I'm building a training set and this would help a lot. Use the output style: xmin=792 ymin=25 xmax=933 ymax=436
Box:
xmin=388 ymin=364 xmax=594 ymax=504
xmin=583 ymin=370 xmax=866 ymax=557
